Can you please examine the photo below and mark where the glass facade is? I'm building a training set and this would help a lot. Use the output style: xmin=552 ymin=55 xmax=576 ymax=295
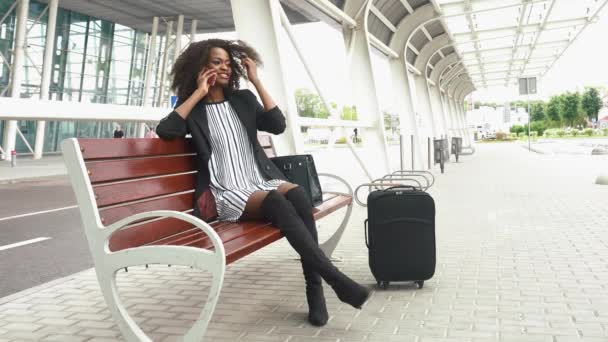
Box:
xmin=0 ymin=0 xmax=167 ymax=154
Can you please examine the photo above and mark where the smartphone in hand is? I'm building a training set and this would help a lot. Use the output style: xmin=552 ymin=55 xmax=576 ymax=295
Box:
xmin=208 ymin=73 xmax=217 ymax=86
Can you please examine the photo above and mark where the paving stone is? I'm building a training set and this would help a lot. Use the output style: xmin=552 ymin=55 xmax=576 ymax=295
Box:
xmin=1 ymin=144 xmax=607 ymax=341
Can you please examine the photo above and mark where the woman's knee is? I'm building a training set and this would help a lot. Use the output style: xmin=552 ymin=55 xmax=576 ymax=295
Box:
xmin=277 ymin=182 xmax=299 ymax=194
xmin=284 ymin=186 xmax=312 ymax=210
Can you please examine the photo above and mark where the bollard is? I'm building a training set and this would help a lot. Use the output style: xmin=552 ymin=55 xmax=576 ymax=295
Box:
xmin=11 ymin=150 xmax=16 ymax=167
xmin=428 ymin=137 xmax=431 ymax=170
xmin=411 ymin=135 xmax=414 ymax=171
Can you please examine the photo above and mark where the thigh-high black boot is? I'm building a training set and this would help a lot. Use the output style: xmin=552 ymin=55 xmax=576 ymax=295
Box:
xmin=284 ymin=186 xmax=327 ymax=326
xmin=261 ymin=190 xmax=369 ymax=311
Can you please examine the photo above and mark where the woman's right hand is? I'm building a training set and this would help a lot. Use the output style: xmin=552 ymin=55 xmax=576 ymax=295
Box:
xmin=193 ymin=68 xmax=217 ymax=100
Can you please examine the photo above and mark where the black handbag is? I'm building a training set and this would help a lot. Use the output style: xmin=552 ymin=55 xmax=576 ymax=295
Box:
xmin=270 ymin=155 xmax=323 ymax=207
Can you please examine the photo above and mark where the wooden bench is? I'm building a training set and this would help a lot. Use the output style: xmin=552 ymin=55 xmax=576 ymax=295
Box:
xmin=61 ymin=135 xmax=353 ymax=342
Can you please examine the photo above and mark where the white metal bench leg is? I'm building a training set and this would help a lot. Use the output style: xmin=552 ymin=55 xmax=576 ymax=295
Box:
xmin=99 ymin=245 xmax=225 ymax=342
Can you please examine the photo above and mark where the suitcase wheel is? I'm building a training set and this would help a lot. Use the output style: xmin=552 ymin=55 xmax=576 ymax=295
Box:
xmin=415 ymin=281 xmax=424 ymax=289
xmin=377 ymin=281 xmax=390 ymax=290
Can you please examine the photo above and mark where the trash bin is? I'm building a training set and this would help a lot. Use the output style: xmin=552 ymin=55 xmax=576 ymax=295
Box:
xmin=433 ymin=139 xmax=446 ymax=173
xmin=451 ymin=137 xmax=463 ymax=162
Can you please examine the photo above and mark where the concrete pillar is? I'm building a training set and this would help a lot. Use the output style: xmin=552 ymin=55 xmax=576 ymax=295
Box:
xmin=448 ymin=76 xmax=469 ymax=140
xmin=34 ymin=0 xmax=58 ymax=159
xmin=190 ymin=19 xmax=198 ymax=44
xmin=430 ymin=53 xmax=458 ymax=138
xmin=139 ymin=16 xmax=159 ymax=138
xmin=174 ymin=15 xmax=184 ymax=58
xmin=157 ymin=21 xmax=173 ymax=107
xmin=413 ymin=34 xmax=449 ymax=141
xmin=230 ymin=0 xmax=301 ymax=155
xmin=340 ymin=0 xmax=390 ymax=178
xmin=2 ymin=0 xmax=29 ymax=160
xmin=388 ymin=4 xmax=438 ymax=170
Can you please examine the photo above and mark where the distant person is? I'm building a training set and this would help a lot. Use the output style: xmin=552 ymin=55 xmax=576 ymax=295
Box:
xmin=144 ymin=126 xmax=158 ymax=138
xmin=353 ymin=128 xmax=358 ymax=143
xmin=113 ymin=125 xmax=124 ymax=139
xmin=156 ymin=38 xmax=369 ymax=327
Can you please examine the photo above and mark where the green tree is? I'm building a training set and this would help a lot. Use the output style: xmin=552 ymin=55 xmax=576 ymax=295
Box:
xmin=510 ymin=100 xmax=527 ymax=109
xmin=581 ymin=87 xmax=602 ymax=122
xmin=560 ymin=92 xmax=581 ymax=127
xmin=294 ymin=88 xmax=330 ymax=119
xmin=530 ymin=121 xmax=547 ymax=136
xmin=545 ymin=96 xmax=561 ymax=125
xmin=530 ymin=101 xmax=546 ymax=122
xmin=510 ymin=124 xmax=524 ymax=134
xmin=341 ymin=105 xmax=358 ymax=121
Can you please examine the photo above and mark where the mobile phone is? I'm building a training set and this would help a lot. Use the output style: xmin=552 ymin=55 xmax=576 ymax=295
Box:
xmin=208 ymin=73 xmax=217 ymax=86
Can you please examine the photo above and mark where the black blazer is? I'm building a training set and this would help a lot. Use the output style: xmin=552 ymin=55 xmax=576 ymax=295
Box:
xmin=156 ymin=89 xmax=288 ymax=219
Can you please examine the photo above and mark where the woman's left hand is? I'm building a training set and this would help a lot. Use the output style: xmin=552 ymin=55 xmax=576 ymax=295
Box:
xmin=242 ymin=57 xmax=259 ymax=84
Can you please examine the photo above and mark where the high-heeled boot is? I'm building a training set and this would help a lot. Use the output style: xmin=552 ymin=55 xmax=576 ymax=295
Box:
xmin=261 ymin=190 xmax=370 ymax=310
xmin=285 ymin=187 xmax=328 ymax=326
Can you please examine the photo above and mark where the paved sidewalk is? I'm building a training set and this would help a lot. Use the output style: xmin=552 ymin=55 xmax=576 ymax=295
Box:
xmin=1 ymin=143 xmax=607 ymax=341
xmin=0 ymin=156 xmax=66 ymax=183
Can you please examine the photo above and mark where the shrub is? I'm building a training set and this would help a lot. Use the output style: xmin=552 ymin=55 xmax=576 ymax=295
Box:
xmin=556 ymin=130 xmax=566 ymax=137
xmin=496 ymin=132 xmax=507 ymax=140
xmin=583 ymin=128 xmax=594 ymax=136
xmin=572 ymin=130 xmax=580 ymax=137
xmin=510 ymin=125 xmax=524 ymax=134
xmin=530 ymin=131 xmax=538 ymax=138
xmin=335 ymin=137 xmax=347 ymax=144
xmin=530 ymin=121 xmax=547 ymax=137
xmin=603 ymin=128 xmax=608 ymax=136
xmin=517 ymin=132 xmax=526 ymax=138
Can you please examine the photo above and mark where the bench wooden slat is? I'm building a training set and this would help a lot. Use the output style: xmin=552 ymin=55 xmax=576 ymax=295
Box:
xmin=221 ymin=227 xmax=283 ymax=264
xmin=109 ymin=217 xmax=195 ymax=252
xmin=80 ymin=138 xmax=194 ymax=160
xmin=100 ymin=192 xmax=194 ymax=225
xmin=183 ymin=224 xmax=283 ymax=264
xmin=94 ymin=173 xmax=196 ymax=207
xmin=313 ymin=194 xmax=352 ymax=221
xmin=258 ymin=134 xmax=276 ymax=158
xmin=160 ymin=221 xmax=272 ymax=250
xmin=86 ymin=155 xmax=196 ymax=183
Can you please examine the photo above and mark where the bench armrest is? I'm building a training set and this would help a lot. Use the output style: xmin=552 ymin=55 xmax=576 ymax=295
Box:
xmin=318 ymin=173 xmax=353 ymax=198
xmin=96 ymin=210 xmax=225 ymax=342
xmin=102 ymin=210 xmax=224 ymax=256
xmin=316 ymin=173 xmax=353 ymax=259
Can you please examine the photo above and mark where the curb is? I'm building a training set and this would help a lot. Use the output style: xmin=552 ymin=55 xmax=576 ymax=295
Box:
xmin=0 ymin=172 xmax=68 ymax=185
xmin=0 ymin=268 xmax=94 ymax=305
xmin=519 ymin=143 xmax=545 ymax=154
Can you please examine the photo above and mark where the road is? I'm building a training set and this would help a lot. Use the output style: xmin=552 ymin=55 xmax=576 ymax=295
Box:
xmin=0 ymin=176 xmax=92 ymax=298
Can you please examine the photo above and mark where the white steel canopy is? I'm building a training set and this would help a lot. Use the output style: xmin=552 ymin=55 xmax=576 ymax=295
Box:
xmin=434 ymin=0 xmax=608 ymax=88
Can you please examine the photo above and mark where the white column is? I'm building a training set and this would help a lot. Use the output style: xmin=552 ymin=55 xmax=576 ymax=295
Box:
xmin=390 ymin=58 xmax=422 ymax=170
xmin=174 ymin=15 xmax=184 ymax=57
xmin=450 ymin=78 xmax=467 ymax=139
xmin=2 ymin=0 xmax=29 ymax=160
xmin=230 ymin=0 xmax=300 ymax=155
xmin=341 ymin=1 xmax=390 ymax=177
xmin=138 ymin=16 xmax=158 ymax=138
xmin=34 ymin=0 xmax=58 ymax=159
xmin=190 ymin=19 xmax=198 ymax=44
xmin=430 ymin=53 xmax=458 ymax=138
xmin=388 ymin=4 xmax=438 ymax=170
xmin=157 ymin=21 xmax=173 ymax=107
xmin=413 ymin=34 xmax=449 ymax=141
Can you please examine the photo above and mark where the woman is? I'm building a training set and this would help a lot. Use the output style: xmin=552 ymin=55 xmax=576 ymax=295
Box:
xmin=156 ymin=39 xmax=369 ymax=327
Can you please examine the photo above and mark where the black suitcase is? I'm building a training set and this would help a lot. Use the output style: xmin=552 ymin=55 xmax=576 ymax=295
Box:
xmin=365 ymin=186 xmax=436 ymax=289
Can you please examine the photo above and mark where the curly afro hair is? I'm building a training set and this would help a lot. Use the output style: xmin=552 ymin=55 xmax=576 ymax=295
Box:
xmin=170 ymin=38 xmax=262 ymax=101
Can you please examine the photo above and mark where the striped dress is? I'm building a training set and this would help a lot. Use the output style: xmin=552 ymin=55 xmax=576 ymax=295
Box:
xmin=205 ymin=100 xmax=284 ymax=222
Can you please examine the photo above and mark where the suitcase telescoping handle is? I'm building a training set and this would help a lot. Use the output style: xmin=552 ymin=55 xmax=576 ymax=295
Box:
xmin=354 ymin=178 xmax=422 ymax=207
xmin=364 ymin=219 xmax=369 ymax=248
xmin=384 ymin=185 xmax=419 ymax=192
